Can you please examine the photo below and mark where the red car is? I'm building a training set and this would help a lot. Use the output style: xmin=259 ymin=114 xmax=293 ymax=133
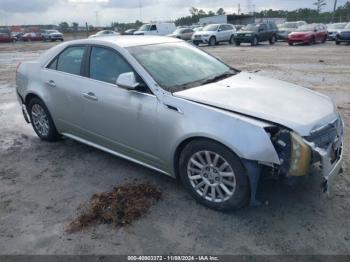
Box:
xmin=21 ymin=32 xmax=43 ymax=41
xmin=288 ymin=24 xmax=328 ymax=45
xmin=0 ymin=33 xmax=16 ymax=43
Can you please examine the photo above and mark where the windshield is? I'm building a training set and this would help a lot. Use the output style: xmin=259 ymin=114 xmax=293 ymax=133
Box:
xmin=279 ymin=22 xmax=298 ymax=29
xmin=328 ymin=23 xmax=346 ymax=29
xmin=139 ymin=24 xmax=151 ymax=31
xmin=242 ymin=24 xmax=257 ymax=31
xmin=173 ymin=28 xmax=186 ymax=34
xmin=203 ymin=24 xmax=219 ymax=31
xmin=127 ymin=43 xmax=234 ymax=92
xmin=296 ymin=24 xmax=316 ymax=32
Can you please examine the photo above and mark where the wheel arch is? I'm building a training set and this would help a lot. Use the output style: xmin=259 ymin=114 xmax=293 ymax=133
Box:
xmin=24 ymin=92 xmax=43 ymax=107
xmin=173 ymin=136 xmax=242 ymax=179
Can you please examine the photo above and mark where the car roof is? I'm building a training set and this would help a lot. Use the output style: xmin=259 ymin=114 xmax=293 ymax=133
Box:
xmin=71 ymin=35 xmax=183 ymax=48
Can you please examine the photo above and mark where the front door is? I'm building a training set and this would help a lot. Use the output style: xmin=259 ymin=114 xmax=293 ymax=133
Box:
xmin=78 ymin=46 xmax=162 ymax=168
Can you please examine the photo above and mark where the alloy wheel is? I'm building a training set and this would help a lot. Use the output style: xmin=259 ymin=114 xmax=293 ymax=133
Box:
xmin=187 ymin=151 xmax=236 ymax=203
xmin=31 ymin=104 xmax=50 ymax=137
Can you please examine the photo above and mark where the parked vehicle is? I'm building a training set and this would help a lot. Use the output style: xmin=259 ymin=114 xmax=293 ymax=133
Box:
xmin=288 ymin=24 xmax=327 ymax=45
xmin=16 ymin=36 xmax=343 ymax=211
xmin=278 ymin=21 xmax=306 ymax=40
xmin=0 ymin=33 xmax=16 ymax=43
xmin=191 ymin=24 xmax=236 ymax=46
xmin=89 ymin=30 xmax=120 ymax=38
xmin=134 ymin=23 xmax=176 ymax=36
xmin=42 ymin=30 xmax=64 ymax=42
xmin=124 ymin=29 xmax=137 ymax=35
xmin=326 ymin=23 xmax=347 ymax=40
xmin=234 ymin=22 xmax=278 ymax=46
xmin=21 ymin=32 xmax=43 ymax=41
xmin=11 ymin=32 xmax=24 ymax=41
xmin=167 ymin=28 xmax=194 ymax=40
xmin=335 ymin=23 xmax=350 ymax=44
xmin=193 ymin=27 xmax=203 ymax=32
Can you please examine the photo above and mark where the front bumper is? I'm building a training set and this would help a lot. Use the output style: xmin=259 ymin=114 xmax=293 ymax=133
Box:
xmin=234 ymin=35 xmax=254 ymax=43
xmin=310 ymin=140 xmax=343 ymax=196
xmin=192 ymin=36 xmax=210 ymax=44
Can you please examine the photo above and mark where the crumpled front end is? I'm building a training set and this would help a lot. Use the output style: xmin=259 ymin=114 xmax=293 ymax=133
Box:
xmin=267 ymin=115 xmax=344 ymax=194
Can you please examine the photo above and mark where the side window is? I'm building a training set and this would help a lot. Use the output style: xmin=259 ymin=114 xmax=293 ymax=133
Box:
xmin=48 ymin=58 xmax=58 ymax=70
xmin=219 ymin=25 xmax=225 ymax=31
xmin=56 ymin=46 xmax=85 ymax=75
xmin=150 ymin=25 xmax=157 ymax=31
xmin=89 ymin=47 xmax=134 ymax=85
xmin=260 ymin=24 xmax=267 ymax=31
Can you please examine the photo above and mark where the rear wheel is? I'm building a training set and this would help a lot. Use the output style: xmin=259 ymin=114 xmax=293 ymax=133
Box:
xmin=322 ymin=35 xmax=327 ymax=43
xmin=209 ymin=36 xmax=216 ymax=46
xmin=269 ymin=35 xmax=276 ymax=44
xmin=309 ymin=36 xmax=315 ymax=45
xmin=179 ymin=139 xmax=250 ymax=211
xmin=28 ymin=98 xmax=61 ymax=141
xmin=336 ymin=40 xmax=340 ymax=45
xmin=235 ymin=41 xmax=241 ymax=46
xmin=288 ymin=42 xmax=293 ymax=46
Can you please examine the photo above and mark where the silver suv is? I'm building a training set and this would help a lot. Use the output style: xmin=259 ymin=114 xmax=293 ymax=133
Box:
xmin=192 ymin=24 xmax=236 ymax=46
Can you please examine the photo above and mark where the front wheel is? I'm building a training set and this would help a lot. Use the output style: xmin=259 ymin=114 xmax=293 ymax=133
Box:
xmin=336 ymin=40 xmax=340 ymax=45
xmin=229 ymin=35 xmax=234 ymax=44
xmin=179 ymin=139 xmax=250 ymax=211
xmin=235 ymin=41 xmax=241 ymax=46
xmin=28 ymin=98 xmax=61 ymax=141
xmin=251 ymin=36 xmax=258 ymax=46
xmin=209 ymin=36 xmax=216 ymax=46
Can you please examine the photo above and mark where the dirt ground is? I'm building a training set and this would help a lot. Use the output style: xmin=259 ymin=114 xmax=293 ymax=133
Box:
xmin=0 ymin=39 xmax=350 ymax=255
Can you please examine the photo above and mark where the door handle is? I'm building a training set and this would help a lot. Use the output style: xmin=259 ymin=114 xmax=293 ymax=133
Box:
xmin=83 ymin=92 xmax=98 ymax=101
xmin=45 ymin=80 xmax=56 ymax=88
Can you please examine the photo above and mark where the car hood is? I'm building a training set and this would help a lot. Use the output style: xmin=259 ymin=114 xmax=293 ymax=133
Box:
xmin=193 ymin=30 xmax=215 ymax=36
xmin=174 ymin=72 xmax=337 ymax=136
xmin=237 ymin=30 xmax=256 ymax=34
xmin=337 ymin=29 xmax=350 ymax=33
xmin=289 ymin=31 xmax=313 ymax=36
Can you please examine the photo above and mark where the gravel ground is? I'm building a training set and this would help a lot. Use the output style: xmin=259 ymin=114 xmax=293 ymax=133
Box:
xmin=0 ymin=40 xmax=350 ymax=255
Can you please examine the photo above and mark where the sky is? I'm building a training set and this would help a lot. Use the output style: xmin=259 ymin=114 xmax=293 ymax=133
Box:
xmin=0 ymin=0 xmax=347 ymax=26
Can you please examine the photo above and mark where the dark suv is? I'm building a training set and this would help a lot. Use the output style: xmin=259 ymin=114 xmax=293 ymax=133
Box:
xmin=234 ymin=22 xmax=278 ymax=46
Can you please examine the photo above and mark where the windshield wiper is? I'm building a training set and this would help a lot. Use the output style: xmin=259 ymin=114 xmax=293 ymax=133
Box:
xmin=200 ymin=71 xmax=236 ymax=85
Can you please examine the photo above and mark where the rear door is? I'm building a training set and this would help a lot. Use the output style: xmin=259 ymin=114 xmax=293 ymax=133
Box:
xmin=41 ymin=45 xmax=90 ymax=136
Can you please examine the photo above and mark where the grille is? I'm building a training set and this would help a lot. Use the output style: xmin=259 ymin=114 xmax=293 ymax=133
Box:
xmin=304 ymin=118 xmax=342 ymax=149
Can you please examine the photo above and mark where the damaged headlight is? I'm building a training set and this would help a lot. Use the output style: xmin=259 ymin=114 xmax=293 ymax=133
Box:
xmin=266 ymin=127 xmax=311 ymax=177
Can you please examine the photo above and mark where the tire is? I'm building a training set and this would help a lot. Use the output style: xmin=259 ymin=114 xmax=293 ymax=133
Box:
xmin=309 ymin=36 xmax=315 ymax=45
xmin=193 ymin=41 xmax=199 ymax=46
xmin=179 ymin=139 xmax=250 ymax=211
xmin=251 ymin=36 xmax=258 ymax=46
xmin=229 ymin=35 xmax=234 ymax=44
xmin=235 ymin=41 xmax=241 ymax=46
xmin=322 ymin=36 xmax=327 ymax=43
xmin=269 ymin=35 xmax=276 ymax=45
xmin=27 ymin=98 xmax=61 ymax=142
xmin=209 ymin=36 xmax=216 ymax=46
xmin=288 ymin=42 xmax=293 ymax=46
xmin=336 ymin=40 xmax=340 ymax=45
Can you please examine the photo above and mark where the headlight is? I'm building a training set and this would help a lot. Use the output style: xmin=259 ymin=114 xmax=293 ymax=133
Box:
xmin=266 ymin=127 xmax=311 ymax=177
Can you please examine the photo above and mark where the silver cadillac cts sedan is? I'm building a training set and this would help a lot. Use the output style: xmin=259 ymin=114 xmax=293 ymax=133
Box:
xmin=16 ymin=36 xmax=344 ymax=211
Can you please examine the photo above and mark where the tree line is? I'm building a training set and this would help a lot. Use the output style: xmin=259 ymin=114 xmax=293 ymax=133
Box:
xmin=57 ymin=1 xmax=350 ymax=32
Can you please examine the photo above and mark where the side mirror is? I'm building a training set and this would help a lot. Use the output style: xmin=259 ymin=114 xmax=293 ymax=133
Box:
xmin=116 ymin=72 xmax=139 ymax=90
xmin=218 ymin=29 xmax=222 ymax=32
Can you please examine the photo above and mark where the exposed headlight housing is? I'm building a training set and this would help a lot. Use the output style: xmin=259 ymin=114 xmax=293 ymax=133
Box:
xmin=265 ymin=127 xmax=311 ymax=177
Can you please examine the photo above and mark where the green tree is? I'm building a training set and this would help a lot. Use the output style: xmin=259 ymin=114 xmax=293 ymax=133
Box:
xmin=216 ymin=8 xmax=226 ymax=15
xmin=59 ymin=22 xmax=69 ymax=32
xmin=72 ymin=22 xmax=79 ymax=32
xmin=314 ymin=0 xmax=327 ymax=13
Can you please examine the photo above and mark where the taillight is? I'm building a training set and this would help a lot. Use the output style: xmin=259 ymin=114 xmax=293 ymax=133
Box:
xmin=16 ymin=62 xmax=21 ymax=72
